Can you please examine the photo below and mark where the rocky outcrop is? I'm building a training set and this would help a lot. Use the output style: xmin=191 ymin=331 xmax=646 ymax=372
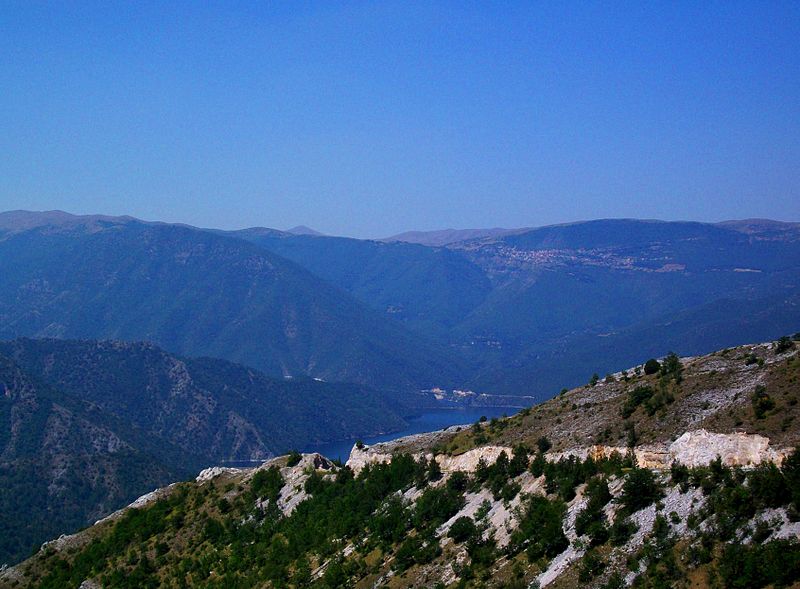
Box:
xmin=348 ymin=429 xmax=790 ymax=477
xmin=347 ymin=443 xmax=517 ymax=474
xmin=195 ymin=466 xmax=244 ymax=483
xmin=435 ymin=446 xmax=512 ymax=473
xmin=346 ymin=445 xmax=394 ymax=473
xmin=668 ymin=429 xmax=791 ymax=467
xmin=274 ymin=453 xmax=334 ymax=516
xmin=545 ymin=429 xmax=790 ymax=469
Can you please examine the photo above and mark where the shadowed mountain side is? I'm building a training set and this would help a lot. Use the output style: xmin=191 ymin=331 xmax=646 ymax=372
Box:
xmin=231 ymin=230 xmax=492 ymax=335
xmin=0 ymin=219 xmax=465 ymax=390
xmin=0 ymin=338 xmax=411 ymax=460
xmin=0 ymin=354 xmax=190 ymax=565
xmin=467 ymin=292 xmax=800 ymax=397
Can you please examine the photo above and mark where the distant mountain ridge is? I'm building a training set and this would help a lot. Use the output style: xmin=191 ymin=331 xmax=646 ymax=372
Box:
xmin=236 ymin=216 xmax=800 ymax=396
xmin=383 ymin=227 xmax=520 ymax=246
xmin=0 ymin=213 xmax=464 ymax=390
xmin=1 ymin=210 xmax=799 ymax=399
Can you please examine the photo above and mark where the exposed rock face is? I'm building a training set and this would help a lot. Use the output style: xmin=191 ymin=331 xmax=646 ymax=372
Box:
xmin=435 ymin=446 xmax=512 ymax=473
xmin=347 ymin=443 xmax=517 ymax=474
xmin=346 ymin=445 xmax=393 ymax=473
xmin=273 ymin=453 xmax=334 ymax=516
xmin=544 ymin=429 xmax=790 ymax=469
xmin=195 ymin=466 xmax=244 ymax=483
xmin=347 ymin=429 xmax=790 ymax=475
xmin=437 ymin=472 xmax=545 ymax=548
xmin=668 ymin=429 xmax=791 ymax=467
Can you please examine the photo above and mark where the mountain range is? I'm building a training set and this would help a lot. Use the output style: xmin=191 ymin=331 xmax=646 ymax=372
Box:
xmin=0 ymin=212 xmax=462 ymax=391
xmin=1 ymin=210 xmax=799 ymax=400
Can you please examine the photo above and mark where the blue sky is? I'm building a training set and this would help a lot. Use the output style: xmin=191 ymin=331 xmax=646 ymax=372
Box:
xmin=1 ymin=2 xmax=798 ymax=237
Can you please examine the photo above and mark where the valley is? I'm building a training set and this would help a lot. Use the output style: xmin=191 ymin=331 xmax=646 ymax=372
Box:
xmin=0 ymin=210 xmax=798 ymax=584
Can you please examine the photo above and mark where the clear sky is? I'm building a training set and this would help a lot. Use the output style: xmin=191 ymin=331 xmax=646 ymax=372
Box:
xmin=1 ymin=2 xmax=798 ymax=238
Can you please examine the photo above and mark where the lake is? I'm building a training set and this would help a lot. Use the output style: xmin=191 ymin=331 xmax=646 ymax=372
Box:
xmin=303 ymin=406 xmax=512 ymax=462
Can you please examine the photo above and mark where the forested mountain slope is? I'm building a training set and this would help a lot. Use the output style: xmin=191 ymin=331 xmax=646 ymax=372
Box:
xmin=0 ymin=354 xmax=188 ymax=565
xmin=240 ymin=217 xmax=800 ymax=397
xmin=231 ymin=230 xmax=492 ymax=335
xmin=0 ymin=213 xmax=463 ymax=390
xmin=0 ymin=337 xmax=413 ymax=567
xmin=0 ymin=339 xmax=409 ymax=461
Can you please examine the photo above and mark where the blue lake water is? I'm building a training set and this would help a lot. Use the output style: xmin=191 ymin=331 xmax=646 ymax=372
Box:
xmin=303 ymin=406 xmax=512 ymax=462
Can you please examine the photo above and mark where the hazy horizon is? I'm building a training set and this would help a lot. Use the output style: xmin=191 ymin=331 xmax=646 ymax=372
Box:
xmin=3 ymin=207 xmax=800 ymax=241
xmin=2 ymin=3 xmax=799 ymax=238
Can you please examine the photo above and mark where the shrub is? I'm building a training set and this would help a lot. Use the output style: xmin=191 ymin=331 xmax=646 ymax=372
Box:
xmin=643 ymin=358 xmax=661 ymax=375
xmin=776 ymin=336 xmax=795 ymax=354
xmin=447 ymin=471 xmax=470 ymax=492
xmin=783 ymin=448 xmax=800 ymax=509
xmin=499 ymin=481 xmax=521 ymax=502
xmin=718 ymin=540 xmax=800 ymax=589
xmin=286 ymin=450 xmax=302 ymax=467
xmin=602 ymin=571 xmax=625 ymax=589
xmin=621 ymin=385 xmax=654 ymax=418
xmin=448 ymin=516 xmax=478 ymax=544
xmin=660 ymin=352 xmax=683 ymax=382
xmin=749 ymin=463 xmax=789 ymax=509
xmin=610 ymin=516 xmax=638 ymax=546
xmin=625 ymin=421 xmax=637 ymax=448
xmin=508 ymin=445 xmax=530 ymax=477
xmin=670 ymin=461 xmax=689 ymax=487
xmin=579 ymin=549 xmax=605 ymax=582
xmin=530 ymin=452 xmax=546 ymax=477
xmin=413 ymin=486 xmax=465 ymax=531
xmin=251 ymin=466 xmax=284 ymax=502
xmin=643 ymin=383 xmax=675 ymax=416
xmin=472 ymin=420 xmax=488 ymax=444
xmin=574 ymin=478 xmax=612 ymax=541
xmin=752 ymin=385 xmax=775 ymax=419
xmin=536 ymin=436 xmax=552 ymax=453
xmin=369 ymin=496 xmax=410 ymax=546
xmin=619 ymin=468 xmax=663 ymax=513
xmin=508 ymin=495 xmax=568 ymax=562
xmin=394 ymin=536 xmax=421 ymax=571
xmin=427 ymin=458 xmax=443 ymax=482
xmin=474 ymin=451 xmax=510 ymax=498
xmin=466 ymin=533 xmax=497 ymax=568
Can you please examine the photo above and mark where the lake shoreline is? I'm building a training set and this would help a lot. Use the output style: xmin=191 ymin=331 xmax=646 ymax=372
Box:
xmin=216 ymin=406 xmax=511 ymax=466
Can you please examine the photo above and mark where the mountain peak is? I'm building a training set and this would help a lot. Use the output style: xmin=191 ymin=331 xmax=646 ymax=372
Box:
xmin=286 ymin=225 xmax=324 ymax=236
